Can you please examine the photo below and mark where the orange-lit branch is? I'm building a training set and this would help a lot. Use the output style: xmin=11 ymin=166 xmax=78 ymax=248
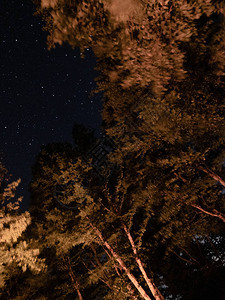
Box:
xmin=123 ymin=224 xmax=165 ymax=300
xmin=87 ymin=217 xmax=152 ymax=300
xmin=191 ymin=204 xmax=225 ymax=223
xmin=62 ymin=255 xmax=83 ymax=300
xmin=199 ymin=166 xmax=225 ymax=188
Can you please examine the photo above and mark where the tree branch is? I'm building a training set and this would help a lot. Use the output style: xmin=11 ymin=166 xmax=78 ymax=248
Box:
xmin=171 ymin=250 xmax=197 ymax=266
xmin=62 ymin=255 xmax=83 ymax=300
xmin=123 ymin=223 xmax=165 ymax=300
xmin=90 ymin=243 xmax=112 ymax=289
xmin=87 ymin=217 xmax=153 ymax=300
xmin=199 ymin=166 xmax=225 ymax=188
xmin=191 ymin=204 xmax=225 ymax=223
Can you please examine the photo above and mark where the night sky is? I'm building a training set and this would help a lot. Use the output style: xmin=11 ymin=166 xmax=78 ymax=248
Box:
xmin=0 ymin=0 xmax=102 ymax=208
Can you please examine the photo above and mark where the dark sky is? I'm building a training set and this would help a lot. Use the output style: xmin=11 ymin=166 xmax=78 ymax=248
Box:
xmin=0 ymin=0 xmax=102 ymax=208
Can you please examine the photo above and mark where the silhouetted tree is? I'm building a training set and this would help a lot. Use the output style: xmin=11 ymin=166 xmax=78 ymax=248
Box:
xmin=72 ymin=122 xmax=96 ymax=154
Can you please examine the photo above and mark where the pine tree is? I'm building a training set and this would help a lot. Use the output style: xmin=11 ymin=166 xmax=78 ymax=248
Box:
xmin=26 ymin=137 xmax=165 ymax=299
xmin=0 ymin=164 xmax=45 ymax=292
xmin=33 ymin=1 xmax=225 ymax=298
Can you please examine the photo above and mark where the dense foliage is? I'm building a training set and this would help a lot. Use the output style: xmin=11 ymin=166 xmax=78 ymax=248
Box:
xmin=0 ymin=164 xmax=45 ymax=295
xmin=1 ymin=0 xmax=225 ymax=299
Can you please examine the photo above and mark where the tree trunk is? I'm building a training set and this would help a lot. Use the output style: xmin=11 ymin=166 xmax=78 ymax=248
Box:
xmin=123 ymin=223 xmax=165 ymax=300
xmin=88 ymin=218 xmax=152 ymax=300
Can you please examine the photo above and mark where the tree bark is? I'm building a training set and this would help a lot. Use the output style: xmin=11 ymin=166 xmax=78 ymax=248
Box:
xmin=88 ymin=218 xmax=152 ymax=300
xmin=123 ymin=224 xmax=165 ymax=300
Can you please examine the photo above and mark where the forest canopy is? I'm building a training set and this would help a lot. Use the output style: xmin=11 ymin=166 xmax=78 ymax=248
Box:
xmin=1 ymin=0 xmax=225 ymax=299
xmin=35 ymin=0 xmax=225 ymax=94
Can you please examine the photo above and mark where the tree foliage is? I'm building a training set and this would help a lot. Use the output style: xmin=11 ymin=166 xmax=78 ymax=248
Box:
xmin=0 ymin=164 xmax=45 ymax=292
xmin=7 ymin=0 xmax=225 ymax=298
xmin=35 ymin=0 xmax=225 ymax=94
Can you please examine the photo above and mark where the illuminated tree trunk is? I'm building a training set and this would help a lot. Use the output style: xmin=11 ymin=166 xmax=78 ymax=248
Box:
xmin=88 ymin=218 xmax=152 ymax=300
xmin=123 ymin=224 xmax=165 ymax=300
xmin=98 ymin=244 xmax=138 ymax=298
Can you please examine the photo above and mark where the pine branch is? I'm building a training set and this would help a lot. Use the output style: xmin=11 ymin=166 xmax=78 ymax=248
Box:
xmin=100 ymin=245 xmax=122 ymax=277
xmin=90 ymin=243 xmax=112 ymax=289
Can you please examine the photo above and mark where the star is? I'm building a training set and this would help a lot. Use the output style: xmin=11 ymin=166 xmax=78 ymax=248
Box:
xmin=1 ymin=0 xmax=102 ymax=209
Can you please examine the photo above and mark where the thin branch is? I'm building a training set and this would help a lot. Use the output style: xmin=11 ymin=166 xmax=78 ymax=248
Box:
xmin=90 ymin=243 xmax=112 ymax=289
xmin=128 ymin=213 xmax=134 ymax=232
xmin=98 ymin=198 xmax=111 ymax=213
xmin=119 ymin=193 xmax=125 ymax=214
xmin=62 ymin=255 xmax=83 ymax=300
xmin=90 ymin=259 xmax=97 ymax=268
xmin=82 ymin=260 xmax=91 ymax=272
xmin=179 ymin=246 xmax=201 ymax=266
xmin=199 ymin=166 xmax=225 ymax=188
xmin=174 ymin=172 xmax=187 ymax=183
xmin=171 ymin=250 xmax=197 ymax=266
xmin=191 ymin=204 xmax=225 ymax=223
xmin=101 ymin=244 xmax=122 ymax=276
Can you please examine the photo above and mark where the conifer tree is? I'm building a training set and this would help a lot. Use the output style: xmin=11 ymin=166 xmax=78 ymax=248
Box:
xmin=32 ymin=1 xmax=225 ymax=298
xmin=22 ymin=132 xmax=164 ymax=299
xmin=42 ymin=157 xmax=164 ymax=300
xmin=0 ymin=164 xmax=45 ymax=292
